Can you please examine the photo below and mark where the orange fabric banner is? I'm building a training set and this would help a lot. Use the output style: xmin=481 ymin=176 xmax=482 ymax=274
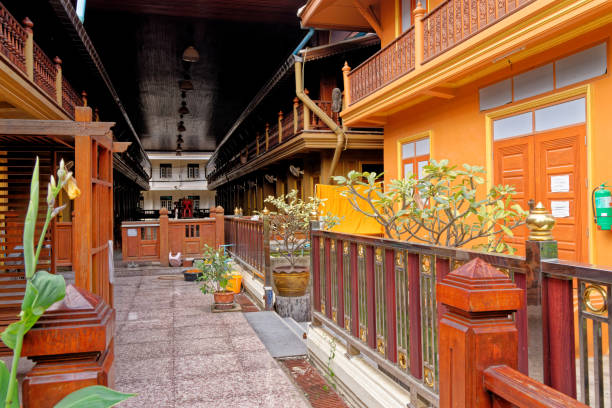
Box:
xmin=316 ymin=184 xmax=384 ymax=236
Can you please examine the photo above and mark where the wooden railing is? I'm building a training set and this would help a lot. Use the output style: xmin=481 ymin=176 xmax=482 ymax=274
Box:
xmin=0 ymin=2 xmax=83 ymax=119
xmin=347 ymin=0 xmax=536 ymax=105
xmin=224 ymin=216 xmax=265 ymax=281
xmin=348 ymin=27 xmax=415 ymax=104
xmin=310 ymin=100 xmax=340 ymax=130
xmin=310 ymin=205 xmax=611 ymax=407
xmin=121 ymin=207 xmax=225 ymax=264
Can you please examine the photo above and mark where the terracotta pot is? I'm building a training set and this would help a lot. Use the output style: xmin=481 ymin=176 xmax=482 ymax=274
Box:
xmin=213 ymin=291 xmax=235 ymax=305
xmin=272 ymin=265 xmax=310 ymax=297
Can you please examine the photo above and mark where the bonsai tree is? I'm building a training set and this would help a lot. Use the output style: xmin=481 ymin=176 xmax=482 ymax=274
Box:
xmin=0 ymin=158 xmax=133 ymax=407
xmin=332 ymin=159 xmax=527 ymax=254
xmin=263 ymin=190 xmax=338 ymax=268
xmin=196 ymin=245 xmax=233 ymax=294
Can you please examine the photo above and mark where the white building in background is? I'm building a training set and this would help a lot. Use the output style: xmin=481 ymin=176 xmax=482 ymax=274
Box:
xmin=142 ymin=151 xmax=216 ymax=212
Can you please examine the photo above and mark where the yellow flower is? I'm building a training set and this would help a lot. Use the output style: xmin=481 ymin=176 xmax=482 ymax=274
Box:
xmin=63 ymin=176 xmax=81 ymax=200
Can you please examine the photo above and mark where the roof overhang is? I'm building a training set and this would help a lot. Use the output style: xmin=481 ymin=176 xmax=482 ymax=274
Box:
xmin=299 ymin=0 xmax=375 ymax=32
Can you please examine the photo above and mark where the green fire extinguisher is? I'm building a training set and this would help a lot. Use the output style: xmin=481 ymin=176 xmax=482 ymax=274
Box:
xmin=592 ymin=183 xmax=612 ymax=230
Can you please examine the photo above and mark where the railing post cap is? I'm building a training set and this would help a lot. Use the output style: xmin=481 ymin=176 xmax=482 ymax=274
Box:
xmin=293 ymin=97 xmax=299 ymax=105
xmin=437 ymin=258 xmax=523 ymax=313
xmin=342 ymin=61 xmax=351 ymax=72
xmin=159 ymin=207 xmax=169 ymax=216
xmin=234 ymin=207 xmax=239 ymax=215
xmin=215 ymin=206 xmax=224 ymax=214
xmin=304 ymin=88 xmax=309 ymax=95
xmin=526 ymin=202 xmax=555 ymax=241
xmin=262 ymin=207 xmax=270 ymax=216
xmin=22 ymin=17 xmax=33 ymax=30
xmin=81 ymin=90 xmax=88 ymax=107
xmin=310 ymin=210 xmax=318 ymax=221
xmin=54 ymin=56 xmax=62 ymax=66
xmin=413 ymin=5 xmax=426 ymax=15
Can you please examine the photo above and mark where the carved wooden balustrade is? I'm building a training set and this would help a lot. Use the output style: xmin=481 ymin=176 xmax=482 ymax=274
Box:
xmin=310 ymin=100 xmax=340 ymax=130
xmin=347 ymin=0 xmax=537 ymax=105
xmin=310 ymin=204 xmax=611 ymax=407
xmin=0 ymin=2 xmax=83 ymax=118
xmin=348 ymin=27 xmax=415 ymax=104
xmin=225 ymin=215 xmax=266 ymax=281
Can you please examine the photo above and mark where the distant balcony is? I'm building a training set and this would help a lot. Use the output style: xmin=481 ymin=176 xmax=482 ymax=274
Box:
xmin=347 ymin=0 xmax=535 ymax=105
xmin=0 ymin=2 xmax=83 ymax=118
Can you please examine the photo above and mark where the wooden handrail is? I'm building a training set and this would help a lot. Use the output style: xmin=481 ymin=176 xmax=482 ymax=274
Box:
xmin=484 ymin=365 xmax=589 ymax=408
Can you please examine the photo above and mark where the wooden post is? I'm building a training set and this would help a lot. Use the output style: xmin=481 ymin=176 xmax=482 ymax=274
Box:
xmin=256 ymin=132 xmax=260 ymax=155
xmin=214 ymin=206 xmax=224 ymax=249
xmin=303 ymin=89 xmax=311 ymax=130
xmin=265 ymin=123 xmax=269 ymax=151
xmin=262 ymin=207 xmax=273 ymax=310
xmin=293 ymin=97 xmax=299 ymax=135
xmin=438 ymin=258 xmax=523 ymax=408
xmin=414 ymin=6 xmax=426 ymax=67
xmin=342 ymin=62 xmax=351 ymax=107
xmin=278 ymin=111 xmax=283 ymax=143
xmin=525 ymin=202 xmax=576 ymax=397
xmin=309 ymin=210 xmax=320 ymax=314
xmin=159 ymin=207 xmax=169 ymax=266
xmin=54 ymin=57 xmax=62 ymax=105
xmin=74 ymin=107 xmax=93 ymax=292
xmin=23 ymin=17 xmax=34 ymax=81
xmin=71 ymin=211 xmax=76 ymax=269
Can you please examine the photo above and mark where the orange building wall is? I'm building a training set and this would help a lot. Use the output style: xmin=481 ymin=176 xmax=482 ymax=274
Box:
xmin=379 ymin=0 xmax=397 ymax=47
xmin=382 ymin=28 xmax=612 ymax=265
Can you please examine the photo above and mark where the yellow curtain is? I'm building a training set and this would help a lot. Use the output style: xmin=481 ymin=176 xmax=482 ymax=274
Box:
xmin=316 ymin=184 xmax=383 ymax=236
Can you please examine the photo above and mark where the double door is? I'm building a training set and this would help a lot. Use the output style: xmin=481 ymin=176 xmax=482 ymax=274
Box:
xmin=494 ymin=125 xmax=587 ymax=262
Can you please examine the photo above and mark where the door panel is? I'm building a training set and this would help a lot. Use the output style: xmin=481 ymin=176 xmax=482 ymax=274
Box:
xmin=494 ymin=125 xmax=586 ymax=261
xmin=494 ymin=136 xmax=533 ymax=255
xmin=535 ymin=127 xmax=586 ymax=262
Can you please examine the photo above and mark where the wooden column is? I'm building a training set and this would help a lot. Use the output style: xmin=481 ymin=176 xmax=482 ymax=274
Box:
xmin=159 ymin=207 xmax=169 ymax=266
xmin=54 ymin=57 xmax=62 ymax=105
xmin=74 ymin=107 xmax=93 ymax=292
xmin=437 ymin=258 xmax=523 ymax=408
xmin=23 ymin=17 xmax=33 ymax=80
xmin=278 ymin=111 xmax=283 ymax=143
xmin=263 ymin=207 xmax=273 ymax=310
xmin=413 ymin=6 xmax=426 ymax=67
xmin=214 ymin=206 xmax=224 ymax=249
xmin=342 ymin=62 xmax=351 ymax=107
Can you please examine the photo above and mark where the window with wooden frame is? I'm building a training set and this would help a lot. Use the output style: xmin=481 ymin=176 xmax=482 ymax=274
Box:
xmin=401 ymin=137 xmax=430 ymax=179
xmin=401 ymin=0 xmax=418 ymax=31
xmin=187 ymin=163 xmax=199 ymax=179
xmin=160 ymin=196 xmax=173 ymax=209
xmin=159 ymin=163 xmax=172 ymax=178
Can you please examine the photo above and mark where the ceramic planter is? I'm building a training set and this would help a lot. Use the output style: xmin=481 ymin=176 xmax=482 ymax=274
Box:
xmin=272 ymin=265 xmax=309 ymax=297
xmin=213 ymin=291 xmax=235 ymax=310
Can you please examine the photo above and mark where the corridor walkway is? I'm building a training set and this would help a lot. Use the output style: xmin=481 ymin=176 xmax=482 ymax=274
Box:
xmin=112 ymin=274 xmax=310 ymax=408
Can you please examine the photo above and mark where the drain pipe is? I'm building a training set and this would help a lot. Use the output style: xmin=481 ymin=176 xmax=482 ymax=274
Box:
xmin=294 ymin=32 xmax=346 ymax=183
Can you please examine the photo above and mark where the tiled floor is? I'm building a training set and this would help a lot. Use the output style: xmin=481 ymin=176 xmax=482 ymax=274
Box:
xmin=282 ymin=358 xmax=349 ymax=408
xmin=113 ymin=275 xmax=310 ymax=408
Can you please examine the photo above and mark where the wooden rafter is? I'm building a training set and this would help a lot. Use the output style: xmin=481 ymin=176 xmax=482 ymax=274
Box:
xmin=0 ymin=119 xmax=115 ymax=136
xmin=351 ymin=0 xmax=382 ymax=36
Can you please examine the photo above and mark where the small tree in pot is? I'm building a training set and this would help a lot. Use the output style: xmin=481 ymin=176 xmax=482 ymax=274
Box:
xmin=263 ymin=190 xmax=337 ymax=297
xmin=196 ymin=245 xmax=234 ymax=307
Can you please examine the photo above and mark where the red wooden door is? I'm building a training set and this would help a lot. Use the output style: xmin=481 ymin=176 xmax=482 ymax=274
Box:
xmin=494 ymin=125 xmax=586 ymax=262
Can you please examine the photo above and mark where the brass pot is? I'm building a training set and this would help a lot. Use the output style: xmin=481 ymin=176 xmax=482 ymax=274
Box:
xmin=272 ymin=265 xmax=310 ymax=297
xmin=213 ymin=291 xmax=235 ymax=305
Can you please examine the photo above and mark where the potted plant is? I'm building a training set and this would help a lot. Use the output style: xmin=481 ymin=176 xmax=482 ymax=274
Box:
xmin=196 ymin=244 xmax=235 ymax=308
xmin=264 ymin=190 xmax=336 ymax=297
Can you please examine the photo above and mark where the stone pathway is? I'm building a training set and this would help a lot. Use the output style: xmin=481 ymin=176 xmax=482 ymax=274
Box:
xmin=113 ymin=275 xmax=310 ymax=408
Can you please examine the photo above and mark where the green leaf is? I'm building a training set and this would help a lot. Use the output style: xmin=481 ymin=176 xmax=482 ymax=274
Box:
xmin=30 ymin=271 xmax=66 ymax=316
xmin=54 ymin=385 xmax=135 ymax=408
xmin=23 ymin=158 xmax=40 ymax=279
xmin=1 ymin=321 xmax=23 ymax=350
xmin=500 ymin=225 xmax=514 ymax=238
xmin=0 ymin=359 xmax=16 ymax=408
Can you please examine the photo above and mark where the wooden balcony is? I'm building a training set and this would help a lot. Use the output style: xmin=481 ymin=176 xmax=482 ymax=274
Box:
xmin=0 ymin=2 xmax=83 ymax=119
xmin=347 ymin=0 xmax=536 ymax=105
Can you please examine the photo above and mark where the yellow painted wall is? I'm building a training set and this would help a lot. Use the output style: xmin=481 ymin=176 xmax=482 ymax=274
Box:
xmin=379 ymin=0 xmax=398 ymax=47
xmin=383 ymin=27 xmax=612 ymax=265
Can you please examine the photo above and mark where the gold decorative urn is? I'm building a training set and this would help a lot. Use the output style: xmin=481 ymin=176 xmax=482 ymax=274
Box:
xmin=526 ymin=202 xmax=555 ymax=241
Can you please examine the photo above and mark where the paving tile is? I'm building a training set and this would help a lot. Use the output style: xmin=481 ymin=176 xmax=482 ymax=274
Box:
xmin=114 ymin=378 xmax=173 ymax=408
xmin=237 ymin=349 xmax=280 ymax=371
xmin=230 ymin=334 xmax=267 ymax=352
xmin=116 ymin=328 xmax=172 ymax=345
xmin=115 ymin=357 xmax=172 ymax=382
xmin=173 ymin=313 xmax=224 ymax=328
xmin=174 ymin=370 xmax=250 ymax=404
xmin=173 ymin=352 xmax=239 ymax=378
xmin=115 ymin=341 xmax=173 ymax=362
xmin=174 ymin=337 xmax=233 ymax=356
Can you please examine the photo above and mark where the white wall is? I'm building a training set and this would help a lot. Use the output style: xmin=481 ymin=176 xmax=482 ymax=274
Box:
xmin=141 ymin=190 xmax=216 ymax=210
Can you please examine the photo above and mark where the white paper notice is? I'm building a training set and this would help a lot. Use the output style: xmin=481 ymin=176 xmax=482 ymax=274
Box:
xmin=551 ymin=201 xmax=570 ymax=218
xmin=550 ymin=175 xmax=570 ymax=193
xmin=127 ymin=228 xmax=138 ymax=237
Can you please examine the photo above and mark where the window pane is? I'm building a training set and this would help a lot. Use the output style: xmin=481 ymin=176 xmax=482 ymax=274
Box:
xmin=401 ymin=0 xmax=412 ymax=31
xmin=417 ymin=160 xmax=428 ymax=179
xmin=415 ymin=138 xmax=430 ymax=156
xmin=535 ymin=98 xmax=585 ymax=131
xmin=404 ymin=163 xmax=413 ymax=178
xmin=514 ymin=63 xmax=554 ymax=101
xmin=493 ymin=112 xmax=533 ymax=140
xmin=556 ymin=43 xmax=607 ymax=89
xmin=402 ymin=142 xmax=415 ymax=159
xmin=479 ymin=79 xmax=512 ymax=111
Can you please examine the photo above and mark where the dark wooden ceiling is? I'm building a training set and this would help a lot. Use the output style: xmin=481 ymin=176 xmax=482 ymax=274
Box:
xmin=86 ymin=0 xmax=304 ymax=23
